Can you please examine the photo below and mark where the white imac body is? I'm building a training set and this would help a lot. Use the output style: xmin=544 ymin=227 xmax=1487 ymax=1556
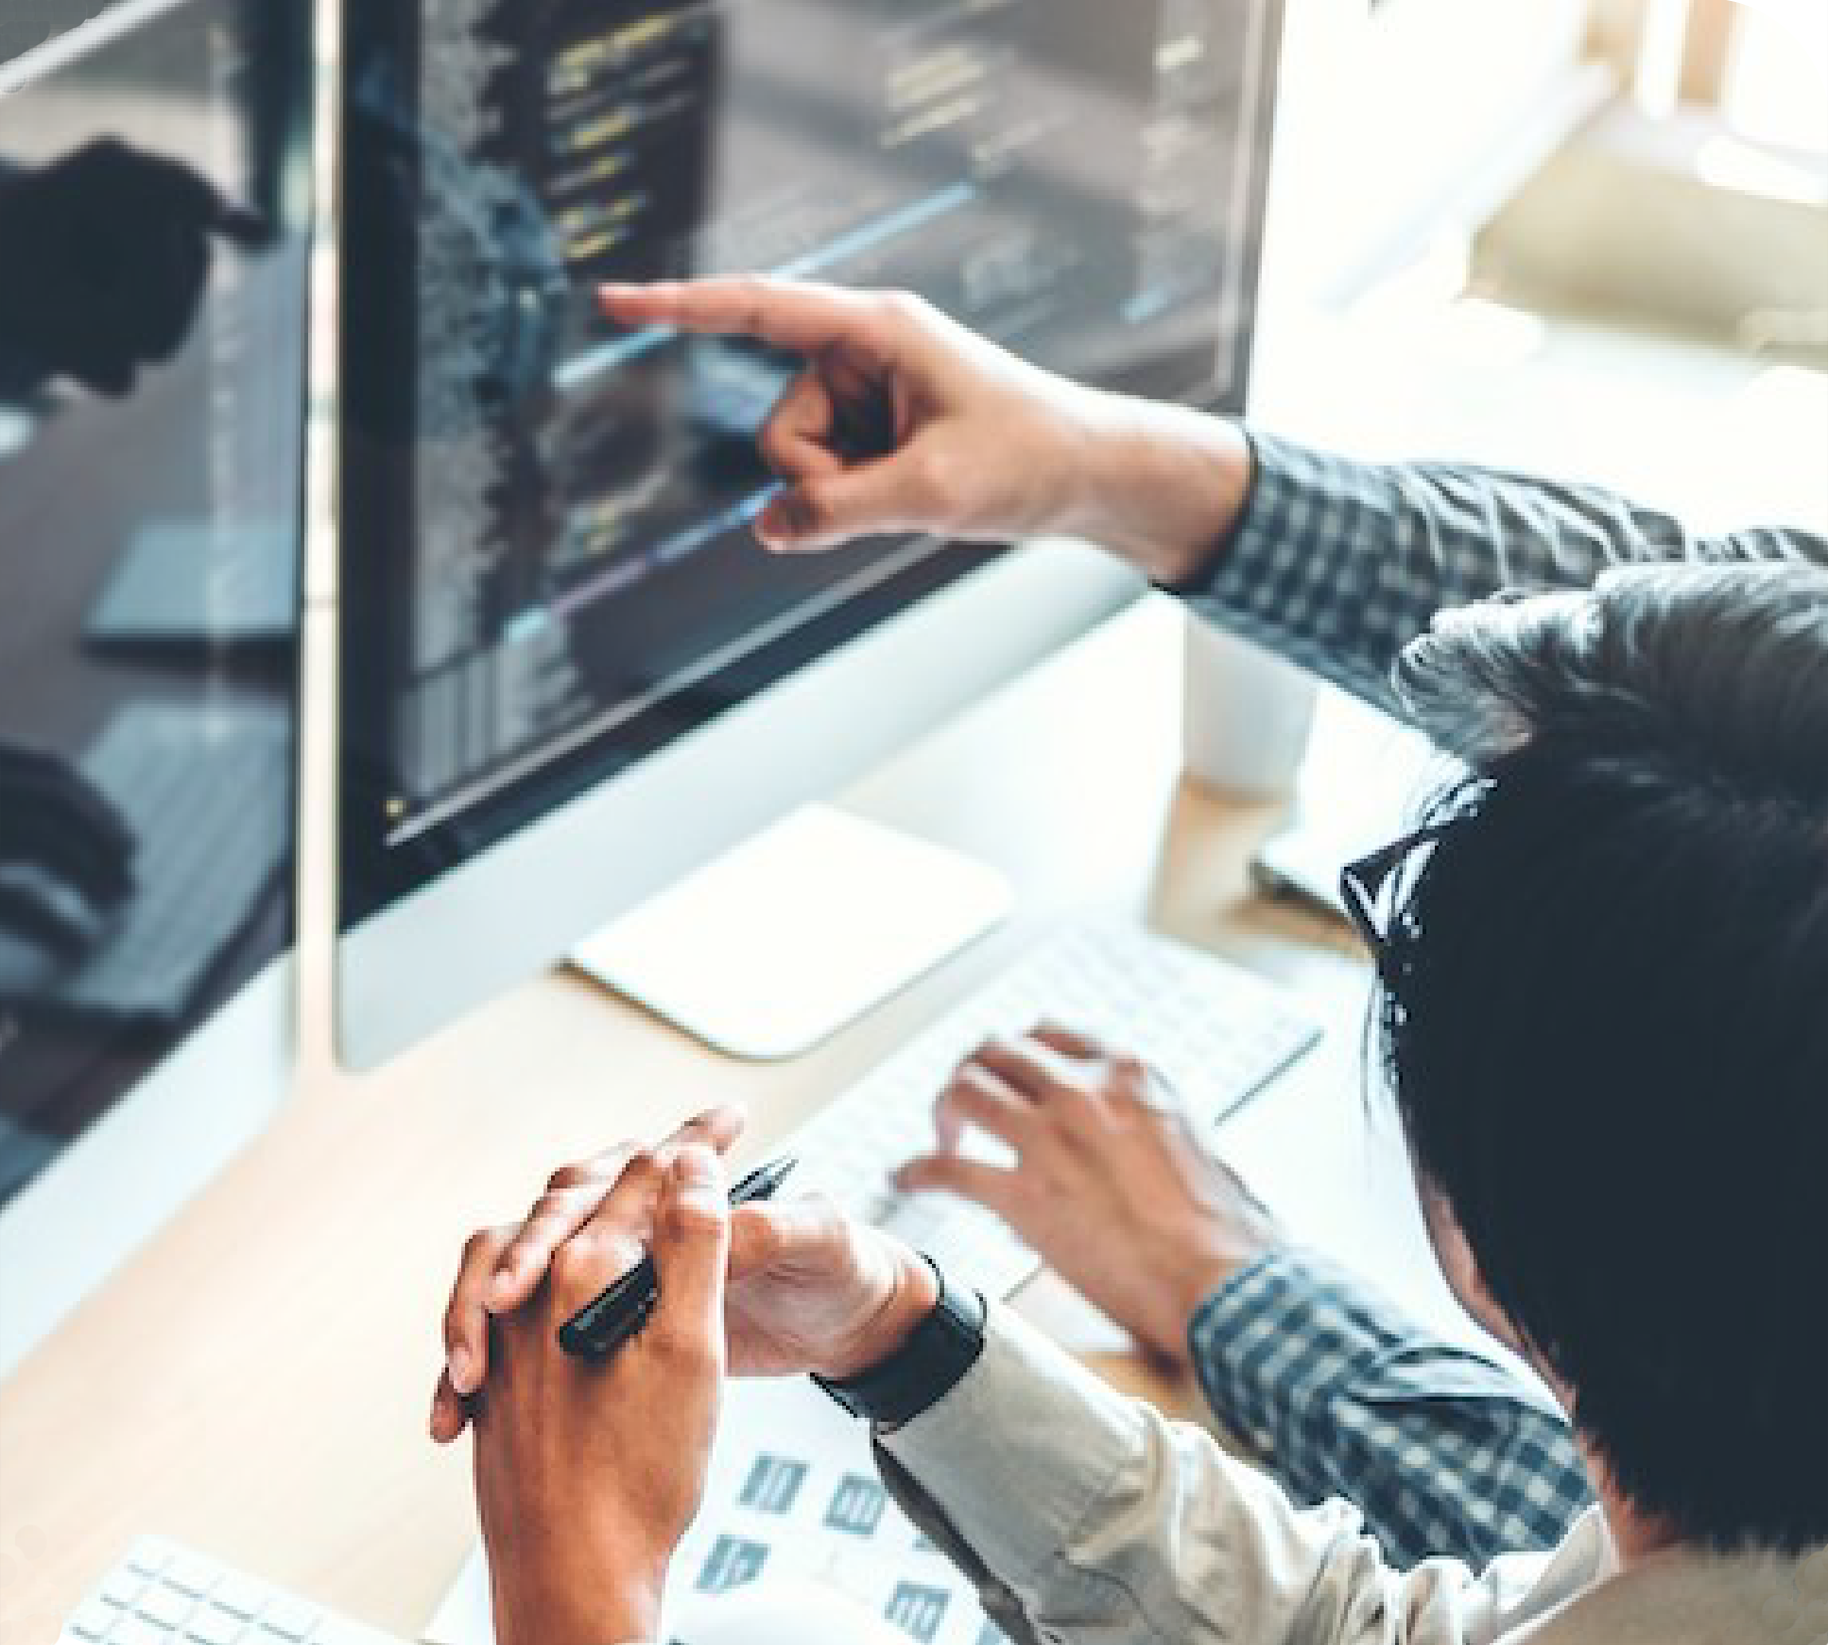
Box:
xmin=0 ymin=961 xmax=294 ymax=1379
xmin=338 ymin=542 xmax=1140 ymax=1069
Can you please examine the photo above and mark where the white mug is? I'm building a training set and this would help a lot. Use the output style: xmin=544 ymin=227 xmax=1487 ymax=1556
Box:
xmin=1182 ymin=616 xmax=1317 ymax=798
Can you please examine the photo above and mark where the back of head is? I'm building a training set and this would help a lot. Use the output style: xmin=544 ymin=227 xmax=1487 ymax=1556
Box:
xmin=1381 ymin=563 xmax=1828 ymax=1554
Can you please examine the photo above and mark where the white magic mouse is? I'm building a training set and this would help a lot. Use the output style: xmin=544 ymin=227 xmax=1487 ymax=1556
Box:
xmin=672 ymin=1576 xmax=911 ymax=1645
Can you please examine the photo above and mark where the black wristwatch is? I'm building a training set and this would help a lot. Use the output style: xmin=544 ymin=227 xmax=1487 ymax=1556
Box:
xmin=814 ymin=1257 xmax=987 ymax=1428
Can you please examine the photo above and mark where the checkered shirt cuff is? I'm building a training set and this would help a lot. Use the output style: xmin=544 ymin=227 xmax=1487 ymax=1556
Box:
xmin=1190 ymin=1251 xmax=1594 ymax=1570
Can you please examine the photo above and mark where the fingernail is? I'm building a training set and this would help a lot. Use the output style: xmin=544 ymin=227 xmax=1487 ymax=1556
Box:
xmin=449 ymin=1345 xmax=476 ymax=1395
xmin=675 ymin=1145 xmax=716 ymax=1185
xmin=702 ymin=1101 xmax=748 ymax=1136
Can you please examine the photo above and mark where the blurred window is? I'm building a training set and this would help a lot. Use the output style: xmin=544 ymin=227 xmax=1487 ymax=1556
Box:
xmin=1631 ymin=0 xmax=1828 ymax=154
xmin=1720 ymin=1 xmax=1828 ymax=155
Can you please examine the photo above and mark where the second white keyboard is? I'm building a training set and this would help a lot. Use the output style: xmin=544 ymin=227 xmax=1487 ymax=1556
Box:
xmin=784 ymin=923 xmax=1323 ymax=1299
xmin=58 ymin=1537 xmax=402 ymax=1645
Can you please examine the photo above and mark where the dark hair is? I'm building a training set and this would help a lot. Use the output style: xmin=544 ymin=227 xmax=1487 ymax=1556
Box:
xmin=1379 ymin=562 xmax=1828 ymax=1553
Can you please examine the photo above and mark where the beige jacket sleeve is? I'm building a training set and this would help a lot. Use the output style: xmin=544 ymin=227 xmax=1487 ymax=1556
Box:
xmin=874 ymin=1305 xmax=1607 ymax=1645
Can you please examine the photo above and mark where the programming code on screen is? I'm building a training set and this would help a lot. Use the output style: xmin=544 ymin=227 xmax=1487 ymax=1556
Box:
xmin=342 ymin=0 xmax=1279 ymax=905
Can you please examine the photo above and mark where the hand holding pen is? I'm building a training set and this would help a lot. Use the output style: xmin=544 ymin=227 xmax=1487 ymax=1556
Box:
xmin=433 ymin=1116 xmax=946 ymax=1643
xmin=461 ymin=1144 xmax=741 ymax=1645
xmin=433 ymin=1106 xmax=753 ymax=1439
xmin=559 ymin=1155 xmax=798 ymax=1361
xmin=433 ymin=1103 xmax=940 ymax=1441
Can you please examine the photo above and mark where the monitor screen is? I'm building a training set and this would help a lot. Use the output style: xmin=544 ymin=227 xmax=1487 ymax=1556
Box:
xmin=341 ymin=0 xmax=1284 ymax=926
xmin=0 ymin=0 xmax=310 ymax=1210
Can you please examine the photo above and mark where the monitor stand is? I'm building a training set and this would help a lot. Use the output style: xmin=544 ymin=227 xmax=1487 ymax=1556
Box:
xmin=569 ymin=806 xmax=1013 ymax=1063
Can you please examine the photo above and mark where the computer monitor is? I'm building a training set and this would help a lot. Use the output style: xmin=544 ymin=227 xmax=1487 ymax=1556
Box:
xmin=0 ymin=0 xmax=312 ymax=1375
xmin=338 ymin=0 xmax=1286 ymax=1069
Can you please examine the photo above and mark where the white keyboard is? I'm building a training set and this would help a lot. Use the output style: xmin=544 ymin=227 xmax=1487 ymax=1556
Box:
xmin=59 ymin=1538 xmax=403 ymax=1645
xmin=785 ymin=923 xmax=1322 ymax=1299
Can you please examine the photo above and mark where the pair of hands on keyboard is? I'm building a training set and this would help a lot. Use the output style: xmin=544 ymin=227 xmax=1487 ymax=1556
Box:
xmin=430 ymin=1107 xmax=939 ymax=1645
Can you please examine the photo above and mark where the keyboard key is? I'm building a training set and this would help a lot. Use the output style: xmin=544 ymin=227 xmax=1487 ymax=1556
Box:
xmin=65 ymin=1599 xmax=121 ymax=1640
xmin=136 ymin=1584 xmax=195 ymax=1628
xmin=209 ymin=1574 xmax=269 ymax=1618
xmin=183 ymin=1606 xmax=248 ymax=1645
xmin=164 ymin=1555 xmax=224 ymax=1597
xmin=126 ymin=1544 xmax=175 ymax=1579
xmin=106 ymin=1616 xmax=166 ymax=1645
xmin=99 ymin=1571 xmax=145 ymax=1607
xmin=256 ymin=1598 xmax=318 ymax=1640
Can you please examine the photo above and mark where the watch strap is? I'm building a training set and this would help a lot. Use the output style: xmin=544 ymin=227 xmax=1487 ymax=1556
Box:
xmin=814 ymin=1257 xmax=987 ymax=1428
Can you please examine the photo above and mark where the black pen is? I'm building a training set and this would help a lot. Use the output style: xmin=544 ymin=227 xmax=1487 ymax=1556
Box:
xmin=557 ymin=1155 xmax=798 ymax=1361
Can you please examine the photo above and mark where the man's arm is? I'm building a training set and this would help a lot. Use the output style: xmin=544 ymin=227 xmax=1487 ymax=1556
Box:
xmin=898 ymin=1031 xmax=1594 ymax=1576
xmin=875 ymin=1303 xmax=1594 ymax=1645
xmin=1192 ymin=1253 xmax=1593 ymax=1570
xmin=603 ymin=279 xmax=1827 ymax=726
xmin=1176 ymin=431 xmax=1828 ymax=717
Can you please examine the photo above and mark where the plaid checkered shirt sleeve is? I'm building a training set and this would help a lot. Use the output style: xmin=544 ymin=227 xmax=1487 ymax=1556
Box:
xmin=1179 ymin=429 xmax=1828 ymax=716
xmin=1191 ymin=1253 xmax=1595 ymax=1571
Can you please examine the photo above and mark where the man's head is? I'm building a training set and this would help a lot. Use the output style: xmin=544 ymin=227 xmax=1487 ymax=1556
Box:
xmin=1375 ymin=563 xmax=1828 ymax=1554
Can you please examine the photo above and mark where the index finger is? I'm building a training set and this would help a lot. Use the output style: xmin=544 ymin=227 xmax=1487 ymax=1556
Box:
xmin=486 ymin=1106 xmax=747 ymax=1311
xmin=486 ymin=1141 xmax=639 ymax=1312
xmin=647 ymin=1147 xmax=733 ymax=1359
xmin=1030 ymin=1022 xmax=1110 ymax=1061
xmin=600 ymin=277 xmax=887 ymax=354
xmin=661 ymin=1102 xmax=749 ymax=1162
xmin=969 ymin=1034 xmax=1080 ymax=1103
